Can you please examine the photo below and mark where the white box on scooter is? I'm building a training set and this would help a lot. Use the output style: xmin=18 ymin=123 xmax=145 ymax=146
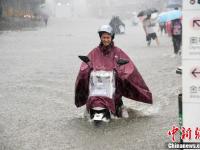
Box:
xmin=89 ymin=71 xmax=116 ymax=99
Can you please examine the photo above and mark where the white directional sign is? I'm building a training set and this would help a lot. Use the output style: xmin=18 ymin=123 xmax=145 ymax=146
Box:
xmin=182 ymin=10 xmax=200 ymax=59
xmin=183 ymin=60 xmax=200 ymax=103
xmin=182 ymin=0 xmax=200 ymax=142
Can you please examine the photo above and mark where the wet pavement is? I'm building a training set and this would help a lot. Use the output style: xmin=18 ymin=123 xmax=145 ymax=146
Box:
xmin=0 ymin=18 xmax=181 ymax=150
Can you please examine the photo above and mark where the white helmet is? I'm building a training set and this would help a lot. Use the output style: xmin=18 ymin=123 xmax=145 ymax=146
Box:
xmin=98 ymin=25 xmax=115 ymax=39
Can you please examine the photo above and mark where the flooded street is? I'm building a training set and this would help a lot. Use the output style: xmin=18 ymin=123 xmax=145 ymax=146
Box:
xmin=0 ymin=18 xmax=181 ymax=150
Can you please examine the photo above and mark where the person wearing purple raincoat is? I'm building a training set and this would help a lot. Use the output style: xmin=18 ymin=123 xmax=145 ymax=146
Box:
xmin=75 ymin=25 xmax=152 ymax=116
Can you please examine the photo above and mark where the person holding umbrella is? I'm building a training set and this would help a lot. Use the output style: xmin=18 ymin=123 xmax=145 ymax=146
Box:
xmin=138 ymin=8 xmax=159 ymax=47
xmin=171 ymin=18 xmax=182 ymax=55
xmin=142 ymin=14 xmax=159 ymax=47
xmin=158 ymin=8 xmax=182 ymax=54
xmin=171 ymin=8 xmax=182 ymax=55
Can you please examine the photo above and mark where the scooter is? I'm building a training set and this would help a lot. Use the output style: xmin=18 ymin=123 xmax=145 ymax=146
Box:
xmin=78 ymin=56 xmax=129 ymax=125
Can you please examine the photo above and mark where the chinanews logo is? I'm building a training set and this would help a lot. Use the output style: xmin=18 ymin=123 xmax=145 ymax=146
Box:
xmin=190 ymin=0 xmax=200 ymax=5
xmin=167 ymin=125 xmax=200 ymax=149
xmin=167 ymin=125 xmax=200 ymax=142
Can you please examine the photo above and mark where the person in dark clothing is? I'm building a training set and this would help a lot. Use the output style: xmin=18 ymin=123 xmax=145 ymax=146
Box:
xmin=159 ymin=22 xmax=166 ymax=35
xmin=171 ymin=18 xmax=182 ymax=54
xmin=143 ymin=15 xmax=159 ymax=47
xmin=42 ymin=13 xmax=49 ymax=26
xmin=109 ymin=16 xmax=125 ymax=34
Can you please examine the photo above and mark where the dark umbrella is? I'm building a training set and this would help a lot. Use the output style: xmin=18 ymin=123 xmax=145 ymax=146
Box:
xmin=137 ymin=10 xmax=146 ymax=17
xmin=137 ymin=8 xmax=158 ymax=17
xmin=146 ymin=8 xmax=158 ymax=14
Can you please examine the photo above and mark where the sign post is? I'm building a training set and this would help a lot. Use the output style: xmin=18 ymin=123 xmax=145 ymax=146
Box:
xmin=182 ymin=0 xmax=200 ymax=143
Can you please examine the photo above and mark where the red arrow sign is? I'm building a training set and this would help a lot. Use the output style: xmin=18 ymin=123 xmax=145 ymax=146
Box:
xmin=190 ymin=0 xmax=195 ymax=4
xmin=191 ymin=68 xmax=200 ymax=78
xmin=193 ymin=20 xmax=200 ymax=28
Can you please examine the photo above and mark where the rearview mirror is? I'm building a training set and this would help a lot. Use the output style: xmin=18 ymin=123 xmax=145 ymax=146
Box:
xmin=117 ymin=59 xmax=129 ymax=66
xmin=78 ymin=56 xmax=90 ymax=64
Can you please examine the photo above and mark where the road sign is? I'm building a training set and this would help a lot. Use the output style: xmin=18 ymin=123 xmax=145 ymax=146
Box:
xmin=182 ymin=11 xmax=200 ymax=59
xmin=191 ymin=67 xmax=200 ymax=78
xmin=183 ymin=60 xmax=200 ymax=102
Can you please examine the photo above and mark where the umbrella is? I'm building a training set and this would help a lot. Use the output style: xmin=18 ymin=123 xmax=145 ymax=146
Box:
xmin=147 ymin=8 xmax=158 ymax=14
xmin=137 ymin=10 xmax=146 ymax=17
xmin=158 ymin=12 xmax=168 ymax=23
xmin=137 ymin=8 xmax=158 ymax=17
xmin=158 ymin=10 xmax=182 ymax=23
